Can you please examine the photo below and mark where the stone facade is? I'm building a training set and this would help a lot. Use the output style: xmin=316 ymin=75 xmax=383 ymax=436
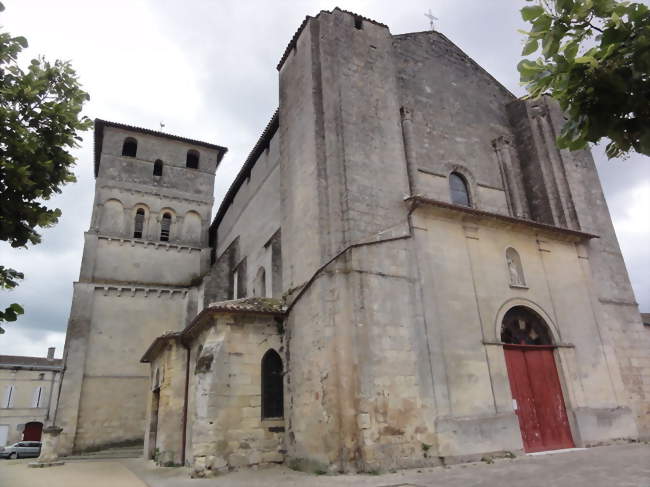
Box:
xmin=57 ymin=7 xmax=650 ymax=477
xmin=0 ymin=349 xmax=62 ymax=446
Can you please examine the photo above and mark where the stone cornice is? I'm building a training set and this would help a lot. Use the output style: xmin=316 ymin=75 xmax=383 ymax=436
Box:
xmin=95 ymin=234 xmax=203 ymax=252
xmin=406 ymin=195 xmax=598 ymax=242
xmin=94 ymin=284 xmax=190 ymax=298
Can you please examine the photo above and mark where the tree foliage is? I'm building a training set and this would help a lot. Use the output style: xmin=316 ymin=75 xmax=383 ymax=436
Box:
xmin=0 ymin=2 xmax=92 ymax=331
xmin=518 ymin=0 xmax=650 ymax=158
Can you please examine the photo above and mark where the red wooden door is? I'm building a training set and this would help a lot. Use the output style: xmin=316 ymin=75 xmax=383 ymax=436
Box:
xmin=22 ymin=422 xmax=43 ymax=441
xmin=504 ymin=345 xmax=574 ymax=453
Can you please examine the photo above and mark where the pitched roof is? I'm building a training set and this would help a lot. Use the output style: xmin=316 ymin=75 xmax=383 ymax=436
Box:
xmin=93 ymin=119 xmax=228 ymax=177
xmin=0 ymin=355 xmax=63 ymax=370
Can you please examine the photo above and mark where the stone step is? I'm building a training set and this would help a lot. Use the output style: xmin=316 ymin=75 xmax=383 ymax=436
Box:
xmin=66 ymin=446 xmax=143 ymax=461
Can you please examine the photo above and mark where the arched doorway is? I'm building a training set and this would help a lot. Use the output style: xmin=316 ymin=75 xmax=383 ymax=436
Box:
xmin=501 ymin=306 xmax=574 ymax=452
xmin=22 ymin=421 xmax=43 ymax=441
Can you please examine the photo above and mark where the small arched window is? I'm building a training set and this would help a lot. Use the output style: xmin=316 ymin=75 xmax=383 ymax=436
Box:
xmin=160 ymin=212 xmax=172 ymax=241
xmin=133 ymin=208 xmax=145 ymax=239
xmin=153 ymin=159 xmax=163 ymax=177
xmin=122 ymin=137 xmax=138 ymax=157
xmin=261 ymin=349 xmax=283 ymax=419
xmin=449 ymin=172 xmax=470 ymax=207
xmin=186 ymin=150 xmax=199 ymax=169
xmin=506 ymin=247 xmax=526 ymax=287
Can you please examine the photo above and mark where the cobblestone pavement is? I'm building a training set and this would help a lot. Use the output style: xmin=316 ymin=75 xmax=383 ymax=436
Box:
xmin=1 ymin=443 xmax=649 ymax=487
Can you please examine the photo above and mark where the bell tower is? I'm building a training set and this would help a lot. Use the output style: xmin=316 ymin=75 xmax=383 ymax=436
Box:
xmin=55 ymin=120 xmax=227 ymax=454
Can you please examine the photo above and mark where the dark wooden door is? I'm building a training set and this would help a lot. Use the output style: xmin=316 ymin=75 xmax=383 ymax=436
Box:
xmin=22 ymin=422 xmax=43 ymax=441
xmin=504 ymin=345 xmax=574 ymax=453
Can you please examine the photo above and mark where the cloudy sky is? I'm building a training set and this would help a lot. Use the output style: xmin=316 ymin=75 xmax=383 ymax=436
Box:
xmin=0 ymin=1 xmax=648 ymax=358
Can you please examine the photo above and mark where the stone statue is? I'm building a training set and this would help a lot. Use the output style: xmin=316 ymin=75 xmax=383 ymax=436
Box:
xmin=507 ymin=255 xmax=521 ymax=286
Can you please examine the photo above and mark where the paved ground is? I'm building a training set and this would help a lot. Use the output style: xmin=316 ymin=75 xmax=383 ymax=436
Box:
xmin=1 ymin=443 xmax=649 ymax=486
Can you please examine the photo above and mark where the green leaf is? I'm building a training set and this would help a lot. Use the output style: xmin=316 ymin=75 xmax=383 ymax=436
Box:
xmin=522 ymin=39 xmax=539 ymax=56
xmin=575 ymin=55 xmax=598 ymax=67
xmin=13 ymin=36 xmax=28 ymax=48
xmin=563 ymin=41 xmax=579 ymax=60
xmin=522 ymin=5 xmax=545 ymax=21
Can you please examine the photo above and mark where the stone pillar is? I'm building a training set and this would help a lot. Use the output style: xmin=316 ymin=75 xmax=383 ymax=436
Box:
xmin=29 ymin=426 xmax=64 ymax=468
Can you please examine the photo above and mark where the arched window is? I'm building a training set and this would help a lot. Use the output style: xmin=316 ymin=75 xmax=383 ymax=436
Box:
xmin=505 ymin=247 xmax=526 ymax=287
xmin=254 ymin=267 xmax=266 ymax=297
xmin=153 ymin=159 xmax=163 ymax=177
xmin=501 ymin=306 xmax=552 ymax=345
xmin=133 ymin=208 xmax=145 ymax=239
xmin=122 ymin=137 xmax=138 ymax=157
xmin=160 ymin=212 xmax=172 ymax=241
xmin=186 ymin=150 xmax=199 ymax=169
xmin=261 ymin=349 xmax=283 ymax=419
xmin=449 ymin=172 xmax=470 ymax=207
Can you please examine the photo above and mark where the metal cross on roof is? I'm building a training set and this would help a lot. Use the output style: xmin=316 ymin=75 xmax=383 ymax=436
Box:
xmin=424 ymin=9 xmax=438 ymax=31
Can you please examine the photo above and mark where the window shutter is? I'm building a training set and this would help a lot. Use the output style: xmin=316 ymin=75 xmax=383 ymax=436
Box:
xmin=3 ymin=385 xmax=15 ymax=408
xmin=32 ymin=386 xmax=43 ymax=408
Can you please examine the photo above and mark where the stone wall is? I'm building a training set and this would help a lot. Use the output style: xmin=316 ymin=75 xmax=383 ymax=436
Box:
xmin=185 ymin=313 xmax=285 ymax=477
xmin=393 ymin=30 xmax=514 ymax=214
xmin=143 ymin=337 xmax=186 ymax=466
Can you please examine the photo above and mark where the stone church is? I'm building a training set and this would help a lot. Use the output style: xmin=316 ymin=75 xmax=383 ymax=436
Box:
xmin=53 ymin=8 xmax=650 ymax=477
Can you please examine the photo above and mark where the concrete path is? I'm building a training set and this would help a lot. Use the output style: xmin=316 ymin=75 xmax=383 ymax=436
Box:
xmin=0 ymin=458 xmax=147 ymax=487
xmin=1 ymin=443 xmax=649 ymax=486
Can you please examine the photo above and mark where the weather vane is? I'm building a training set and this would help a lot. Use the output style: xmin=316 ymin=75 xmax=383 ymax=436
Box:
xmin=159 ymin=122 xmax=166 ymax=130
xmin=424 ymin=9 xmax=438 ymax=31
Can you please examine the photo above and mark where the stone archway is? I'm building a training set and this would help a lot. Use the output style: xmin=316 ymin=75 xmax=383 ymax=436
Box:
xmin=501 ymin=306 xmax=574 ymax=453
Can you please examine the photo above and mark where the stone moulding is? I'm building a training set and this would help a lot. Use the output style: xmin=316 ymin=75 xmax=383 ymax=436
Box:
xmin=96 ymin=285 xmax=189 ymax=299
xmin=98 ymin=183 xmax=214 ymax=206
xmin=405 ymin=195 xmax=598 ymax=243
xmin=97 ymin=234 xmax=201 ymax=253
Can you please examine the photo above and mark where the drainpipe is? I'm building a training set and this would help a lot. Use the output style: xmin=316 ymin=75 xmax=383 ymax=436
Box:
xmin=181 ymin=341 xmax=190 ymax=466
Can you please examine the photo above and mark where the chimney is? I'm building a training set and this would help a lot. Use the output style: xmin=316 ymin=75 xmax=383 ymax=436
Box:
xmin=47 ymin=347 xmax=55 ymax=360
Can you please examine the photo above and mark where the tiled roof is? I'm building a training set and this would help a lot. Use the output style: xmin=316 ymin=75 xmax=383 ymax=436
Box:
xmin=93 ymin=119 xmax=228 ymax=177
xmin=0 ymin=355 xmax=63 ymax=369
xmin=205 ymin=297 xmax=286 ymax=315
xmin=277 ymin=7 xmax=388 ymax=71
